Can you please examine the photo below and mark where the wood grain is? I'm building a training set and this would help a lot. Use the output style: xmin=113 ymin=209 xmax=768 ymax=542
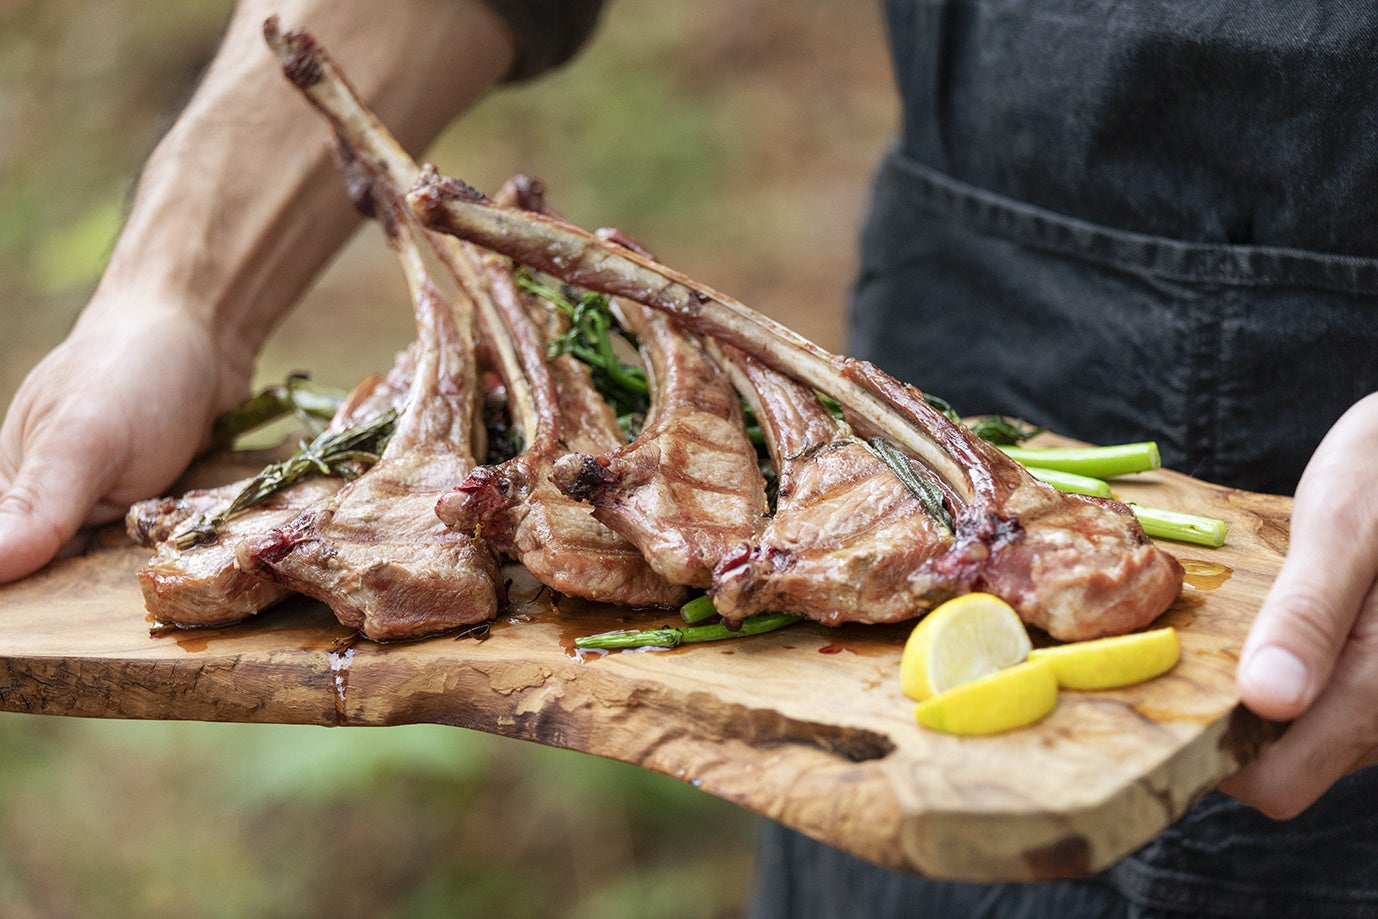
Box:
xmin=0 ymin=446 xmax=1289 ymax=881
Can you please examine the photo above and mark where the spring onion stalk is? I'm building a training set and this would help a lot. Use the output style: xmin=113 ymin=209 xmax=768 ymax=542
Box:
xmin=1024 ymin=466 xmax=1113 ymax=497
xmin=1129 ymin=505 xmax=1228 ymax=547
xmin=679 ymin=595 xmax=720 ymax=624
xmin=998 ymin=441 xmax=1161 ymax=478
xmin=575 ymin=612 xmax=801 ymax=651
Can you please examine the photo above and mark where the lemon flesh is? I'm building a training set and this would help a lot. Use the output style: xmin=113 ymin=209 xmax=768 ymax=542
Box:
xmin=913 ymin=659 xmax=1059 ymax=735
xmin=900 ymin=593 xmax=1033 ymax=702
xmin=1028 ymin=626 xmax=1180 ymax=690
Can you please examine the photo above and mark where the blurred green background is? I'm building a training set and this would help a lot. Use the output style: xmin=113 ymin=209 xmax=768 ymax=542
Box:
xmin=0 ymin=1 xmax=895 ymax=915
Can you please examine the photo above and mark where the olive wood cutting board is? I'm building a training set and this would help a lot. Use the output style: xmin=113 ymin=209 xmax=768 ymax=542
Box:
xmin=0 ymin=440 xmax=1289 ymax=881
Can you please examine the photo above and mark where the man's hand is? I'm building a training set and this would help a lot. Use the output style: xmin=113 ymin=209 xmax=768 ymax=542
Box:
xmin=0 ymin=0 xmax=515 ymax=584
xmin=1222 ymin=391 xmax=1378 ymax=818
xmin=0 ymin=308 xmax=242 ymax=583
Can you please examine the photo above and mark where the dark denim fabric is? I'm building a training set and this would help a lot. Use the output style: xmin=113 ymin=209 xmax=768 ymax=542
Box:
xmin=752 ymin=1 xmax=1378 ymax=916
xmin=849 ymin=149 xmax=1378 ymax=494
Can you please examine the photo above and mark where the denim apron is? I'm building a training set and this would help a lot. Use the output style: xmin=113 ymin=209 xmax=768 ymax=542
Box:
xmin=753 ymin=2 xmax=1378 ymax=916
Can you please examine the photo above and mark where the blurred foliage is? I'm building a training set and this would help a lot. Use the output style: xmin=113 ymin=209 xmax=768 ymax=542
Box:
xmin=0 ymin=0 xmax=895 ymax=915
xmin=0 ymin=714 xmax=755 ymax=918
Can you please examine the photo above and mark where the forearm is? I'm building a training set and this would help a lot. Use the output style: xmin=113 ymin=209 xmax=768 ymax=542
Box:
xmin=80 ymin=0 xmax=515 ymax=399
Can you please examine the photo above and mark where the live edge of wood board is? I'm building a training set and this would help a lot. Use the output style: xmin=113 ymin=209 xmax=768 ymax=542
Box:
xmin=0 ymin=440 xmax=1289 ymax=881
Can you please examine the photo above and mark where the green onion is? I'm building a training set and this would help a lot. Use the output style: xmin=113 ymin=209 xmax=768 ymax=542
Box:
xmin=1129 ymin=504 xmax=1228 ymax=547
xmin=1024 ymin=466 xmax=1113 ymax=498
xmin=999 ymin=441 xmax=1161 ymax=478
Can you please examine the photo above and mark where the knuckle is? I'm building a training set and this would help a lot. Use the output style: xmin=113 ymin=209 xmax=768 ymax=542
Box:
xmin=0 ymin=483 xmax=66 ymax=550
xmin=1264 ymin=586 xmax=1350 ymax=656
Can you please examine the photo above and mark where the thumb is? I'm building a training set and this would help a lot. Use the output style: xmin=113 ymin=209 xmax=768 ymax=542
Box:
xmin=0 ymin=429 xmax=121 ymax=583
xmin=1237 ymin=397 xmax=1378 ymax=722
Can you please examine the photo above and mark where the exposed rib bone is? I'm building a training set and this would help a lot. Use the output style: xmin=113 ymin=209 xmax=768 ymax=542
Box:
xmin=709 ymin=344 xmax=960 ymax=625
xmin=406 ymin=166 xmax=975 ymax=503
xmin=239 ymin=162 xmax=500 ymax=641
xmin=266 ymin=21 xmax=683 ymax=609
xmin=435 ymin=180 xmax=688 ymax=606
xmin=548 ymin=301 xmax=769 ymax=589
xmin=408 ymin=170 xmax=1184 ymax=640
xmin=264 ymin=16 xmax=536 ymax=443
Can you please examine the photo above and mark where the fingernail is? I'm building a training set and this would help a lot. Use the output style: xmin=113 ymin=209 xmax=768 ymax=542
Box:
xmin=1244 ymin=645 xmax=1310 ymax=709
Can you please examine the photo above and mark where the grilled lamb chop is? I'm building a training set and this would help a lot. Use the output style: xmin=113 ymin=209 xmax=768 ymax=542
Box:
xmin=709 ymin=345 xmax=959 ymax=625
xmin=239 ymin=176 xmax=500 ymax=642
xmin=127 ymin=359 xmax=414 ymax=628
xmin=435 ymin=184 xmax=688 ymax=607
xmin=407 ymin=171 xmax=1183 ymax=640
xmin=548 ymin=299 xmax=769 ymax=589
xmin=263 ymin=22 xmax=684 ymax=610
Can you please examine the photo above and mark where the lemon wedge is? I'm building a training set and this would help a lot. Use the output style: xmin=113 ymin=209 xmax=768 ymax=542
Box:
xmin=900 ymin=593 xmax=1033 ymax=702
xmin=913 ymin=658 xmax=1059 ymax=734
xmin=1028 ymin=627 xmax=1180 ymax=690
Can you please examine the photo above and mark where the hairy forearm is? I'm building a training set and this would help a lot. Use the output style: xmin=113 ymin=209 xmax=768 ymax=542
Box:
xmin=80 ymin=0 xmax=515 ymax=391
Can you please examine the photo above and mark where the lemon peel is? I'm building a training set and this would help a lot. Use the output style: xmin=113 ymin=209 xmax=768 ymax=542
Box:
xmin=913 ymin=658 xmax=1059 ymax=735
xmin=1028 ymin=626 xmax=1180 ymax=690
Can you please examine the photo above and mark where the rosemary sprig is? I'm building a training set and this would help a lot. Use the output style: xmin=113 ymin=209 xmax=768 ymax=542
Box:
xmin=968 ymin=415 xmax=1045 ymax=445
xmin=515 ymin=269 xmax=650 ymax=430
xmin=174 ymin=408 xmax=398 ymax=550
xmin=210 ymin=373 xmax=347 ymax=448
xmin=865 ymin=436 xmax=953 ymax=533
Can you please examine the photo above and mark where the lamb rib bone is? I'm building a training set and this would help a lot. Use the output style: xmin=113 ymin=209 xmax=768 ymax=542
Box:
xmin=263 ymin=16 xmax=536 ymax=445
xmin=239 ymin=154 xmax=500 ymax=641
xmin=407 ymin=169 xmax=1184 ymax=640
xmin=548 ymin=298 xmax=769 ymax=589
xmin=406 ymin=166 xmax=974 ymax=503
xmin=265 ymin=19 xmax=684 ymax=608
xmin=708 ymin=343 xmax=959 ymax=626
xmin=126 ymin=355 xmax=414 ymax=628
xmin=435 ymin=178 xmax=688 ymax=607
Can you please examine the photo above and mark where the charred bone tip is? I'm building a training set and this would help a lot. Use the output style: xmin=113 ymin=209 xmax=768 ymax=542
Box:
xmin=408 ymin=165 xmax=489 ymax=227
xmin=263 ymin=16 xmax=323 ymax=88
xmin=551 ymin=453 xmax=614 ymax=502
xmin=499 ymin=174 xmax=549 ymax=213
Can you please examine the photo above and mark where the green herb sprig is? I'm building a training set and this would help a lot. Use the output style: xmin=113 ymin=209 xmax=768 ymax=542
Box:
xmin=211 ymin=374 xmax=347 ymax=448
xmin=515 ymin=269 xmax=650 ymax=431
xmin=174 ymin=408 xmax=398 ymax=550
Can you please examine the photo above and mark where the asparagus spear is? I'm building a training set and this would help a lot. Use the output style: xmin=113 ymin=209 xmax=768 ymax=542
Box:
xmin=575 ymin=611 xmax=801 ymax=651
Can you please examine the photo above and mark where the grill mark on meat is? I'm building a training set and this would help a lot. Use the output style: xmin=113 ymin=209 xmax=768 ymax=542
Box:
xmin=239 ymin=154 xmax=501 ymax=641
xmin=127 ymin=359 xmax=414 ymax=629
xmin=262 ymin=24 xmax=684 ymax=611
xmin=709 ymin=346 xmax=962 ymax=626
xmin=412 ymin=177 xmax=1183 ymax=639
xmin=433 ymin=252 xmax=688 ymax=607
xmin=424 ymin=185 xmax=687 ymax=607
xmin=549 ymin=303 xmax=768 ymax=589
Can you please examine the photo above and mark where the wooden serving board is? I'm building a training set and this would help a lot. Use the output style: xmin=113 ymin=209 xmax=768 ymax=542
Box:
xmin=0 ymin=446 xmax=1290 ymax=881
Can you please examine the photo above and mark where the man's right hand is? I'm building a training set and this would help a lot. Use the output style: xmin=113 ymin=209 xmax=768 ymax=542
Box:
xmin=0 ymin=0 xmax=517 ymax=585
xmin=0 ymin=307 xmax=242 ymax=583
